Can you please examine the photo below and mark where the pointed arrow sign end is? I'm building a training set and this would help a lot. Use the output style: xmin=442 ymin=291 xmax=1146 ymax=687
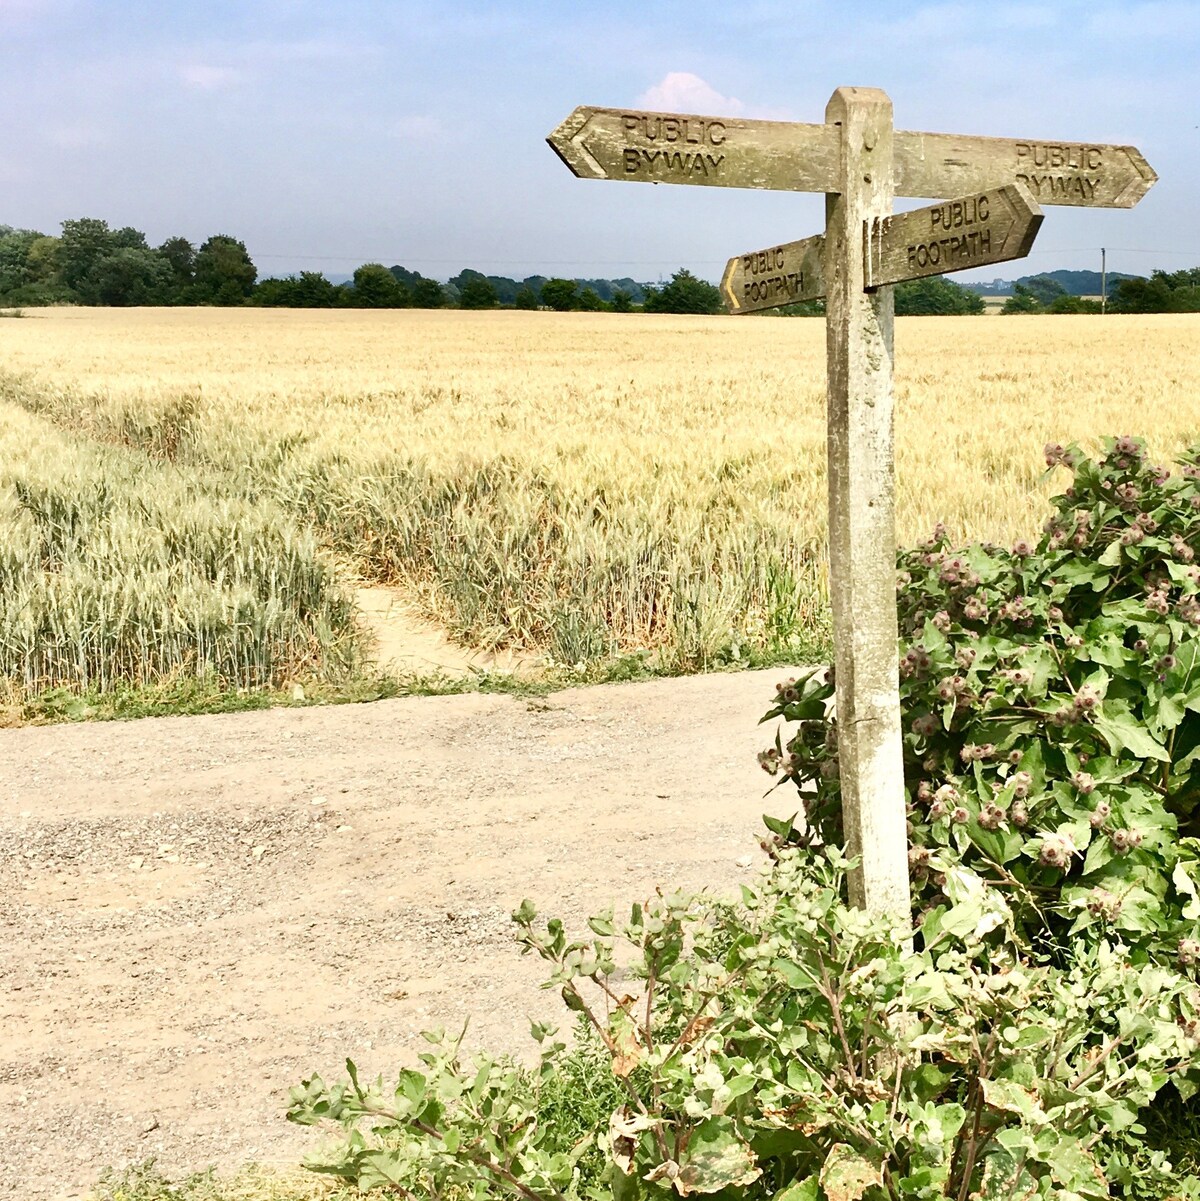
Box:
xmin=999 ymin=181 xmax=1044 ymax=261
xmin=720 ymin=256 xmax=742 ymax=313
xmin=1112 ymin=146 xmax=1158 ymax=208
xmin=547 ymin=107 xmax=605 ymax=178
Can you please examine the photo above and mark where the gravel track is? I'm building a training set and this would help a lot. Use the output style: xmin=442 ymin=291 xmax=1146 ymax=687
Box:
xmin=0 ymin=668 xmax=793 ymax=1198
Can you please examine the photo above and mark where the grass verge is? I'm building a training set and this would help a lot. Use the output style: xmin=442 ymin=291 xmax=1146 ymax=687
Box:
xmin=1 ymin=632 xmax=826 ymax=728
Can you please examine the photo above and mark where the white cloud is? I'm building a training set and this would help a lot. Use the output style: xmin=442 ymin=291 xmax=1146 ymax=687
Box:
xmin=636 ymin=72 xmax=747 ymax=116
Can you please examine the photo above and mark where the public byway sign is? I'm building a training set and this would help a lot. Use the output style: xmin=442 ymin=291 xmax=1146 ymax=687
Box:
xmin=548 ymin=89 xmax=1157 ymax=921
xmin=549 ymin=106 xmax=1156 ymax=207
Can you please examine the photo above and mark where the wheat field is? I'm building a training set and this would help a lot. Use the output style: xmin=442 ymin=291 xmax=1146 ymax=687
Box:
xmin=2 ymin=307 xmax=1199 ymax=698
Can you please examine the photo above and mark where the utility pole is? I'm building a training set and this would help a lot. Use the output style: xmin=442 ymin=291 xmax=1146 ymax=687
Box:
xmin=1101 ymin=246 xmax=1107 ymax=314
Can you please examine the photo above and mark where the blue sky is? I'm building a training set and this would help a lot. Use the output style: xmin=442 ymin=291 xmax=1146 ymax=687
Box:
xmin=1 ymin=0 xmax=1197 ymax=284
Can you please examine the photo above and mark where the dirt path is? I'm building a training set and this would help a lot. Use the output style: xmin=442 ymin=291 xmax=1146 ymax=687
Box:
xmin=0 ymin=668 xmax=797 ymax=1199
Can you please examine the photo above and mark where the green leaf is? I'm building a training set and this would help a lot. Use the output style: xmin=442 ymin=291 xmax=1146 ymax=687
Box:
xmin=1094 ymin=708 xmax=1169 ymax=761
xmin=773 ymin=1181 xmax=819 ymax=1201
xmin=976 ymin=1147 xmax=1038 ymax=1200
xmin=1174 ymin=861 xmax=1200 ymax=920
xmin=763 ymin=813 xmax=798 ymax=840
xmin=980 ymin=1078 xmax=1047 ymax=1124
xmin=1083 ymin=837 xmax=1115 ymax=876
xmin=818 ymin=1144 xmax=883 ymax=1201
xmin=673 ymin=1117 xmax=762 ymax=1196
xmin=610 ymin=1163 xmax=643 ymax=1201
xmin=1158 ymin=691 xmax=1187 ymax=732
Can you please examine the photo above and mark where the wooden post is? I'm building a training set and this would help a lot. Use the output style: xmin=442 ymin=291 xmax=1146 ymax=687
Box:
xmin=823 ymin=88 xmax=911 ymax=920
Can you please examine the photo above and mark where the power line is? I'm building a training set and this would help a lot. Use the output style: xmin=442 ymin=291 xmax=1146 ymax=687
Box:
xmin=251 ymin=252 xmax=732 ymax=266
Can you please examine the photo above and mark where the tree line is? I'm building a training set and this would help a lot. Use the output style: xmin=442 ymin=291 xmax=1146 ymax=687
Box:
xmin=1000 ymin=269 xmax=1200 ymax=314
xmin=1 ymin=216 xmax=1194 ymax=315
xmin=0 ymin=217 xmax=728 ymax=314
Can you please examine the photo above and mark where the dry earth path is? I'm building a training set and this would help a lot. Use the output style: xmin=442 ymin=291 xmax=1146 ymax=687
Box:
xmin=0 ymin=668 xmax=797 ymax=1199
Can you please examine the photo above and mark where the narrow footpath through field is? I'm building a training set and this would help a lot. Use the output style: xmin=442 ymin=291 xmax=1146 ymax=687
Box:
xmin=0 ymin=668 xmax=796 ymax=1199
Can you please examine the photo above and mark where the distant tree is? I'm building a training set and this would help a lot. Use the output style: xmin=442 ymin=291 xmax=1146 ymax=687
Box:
xmin=513 ymin=286 xmax=539 ymax=310
xmin=251 ymin=272 xmax=344 ymax=308
xmin=157 ymin=237 xmax=196 ymax=299
xmin=249 ymin=278 xmax=296 ymax=306
xmin=1159 ymin=267 xmax=1200 ymax=290
xmin=540 ymin=278 xmax=578 ymax=311
xmin=894 ymin=276 xmax=985 ymax=316
xmin=292 ymin=271 xmax=342 ymax=307
xmin=0 ymin=229 xmax=69 ymax=303
xmin=90 ymin=247 xmax=173 ymax=306
xmin=1046 ymin=294 xmax=1103 ymax=314
xmin=642 ymin=269 xmax=723 ymax=315
xmin=575 ymin=287 xmax=604 ymax=312
xmin=351 ymin=262 xmax=409 ymax=307
xmin=1022 ymin=276 xmax=1068 ymax=306
xmin=112 ymin=226 xmax=149 ymax=250
xmin=1001 ymin=283 xmax=1045 ymax=314
xmin=451 ymin=269 xmax=518 ymax=306
xmin=0 ymin=226 xmax=42 ymax=295
xmin=459 ymin=276 xmax=498 ymax=309
xmin=25 ymin=236 xmax=61 ymax=285
xmin=610 ymin=289 xmax=633 ymax=313
xmin=58 ymin=217 xmax=118 ymax=300
xmin=389 ymin=265 xmax=423 ymax=290
xmin=193 ymin=234 xmax=257 ymax=304
xmin=1110 ymin=270 xmax=1200 ymax=314
xmin=411 ymin=277 xmax=446 ymax=308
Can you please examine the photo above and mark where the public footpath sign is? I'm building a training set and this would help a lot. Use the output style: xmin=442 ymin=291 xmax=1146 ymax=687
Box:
xmin=721 ymin=234 xmax=826 ymax=315
xmin=721 ymin=183 xmax=1043 ymax=313
xmin=548 ymin=90 xmax=1157 ymax=922
xmin=866 ymin=184 xmax=1042 ymax=289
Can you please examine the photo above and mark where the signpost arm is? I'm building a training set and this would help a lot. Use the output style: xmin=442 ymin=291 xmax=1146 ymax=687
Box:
xmin=823 ymin=87 xmax=912 ymax=921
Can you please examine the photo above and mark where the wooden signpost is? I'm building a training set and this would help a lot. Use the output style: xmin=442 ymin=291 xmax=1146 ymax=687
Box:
xmin=548 ymin=89 xmax=1157 ymax=920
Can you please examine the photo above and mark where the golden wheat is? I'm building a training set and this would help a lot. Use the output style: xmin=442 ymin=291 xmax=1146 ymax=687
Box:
xmin=0 ymin=399 xmax=360 ymax=693
xmin=2 ymin=307 xmax=1199 ymax=689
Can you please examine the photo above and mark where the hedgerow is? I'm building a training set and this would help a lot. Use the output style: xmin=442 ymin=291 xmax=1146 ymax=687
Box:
xmin=291 ymin=439 xmax=1200 ymax=1199
xmin=761 ymin=437 xmax=1200 ymax=967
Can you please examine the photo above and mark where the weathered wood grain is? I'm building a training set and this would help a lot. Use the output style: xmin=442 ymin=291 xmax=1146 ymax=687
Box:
xmin=547 ymin=107 xmax=841 ymax=193
xmin=548 ymin=106 xmax=1157 ymax=208
xmin=720 ymin=233 xmax=825 ymax=313
xmin=823 ymin=87 xmax=912 ymax=921
xmin=866 ymin=183 xmax=1043 ymax=288
xmin=894 ymin=130 xmax=1156 ymax=209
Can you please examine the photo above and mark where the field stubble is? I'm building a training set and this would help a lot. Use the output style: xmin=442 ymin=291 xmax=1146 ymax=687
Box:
xmin=1 ymin=307 xmax=1199 ymax=703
